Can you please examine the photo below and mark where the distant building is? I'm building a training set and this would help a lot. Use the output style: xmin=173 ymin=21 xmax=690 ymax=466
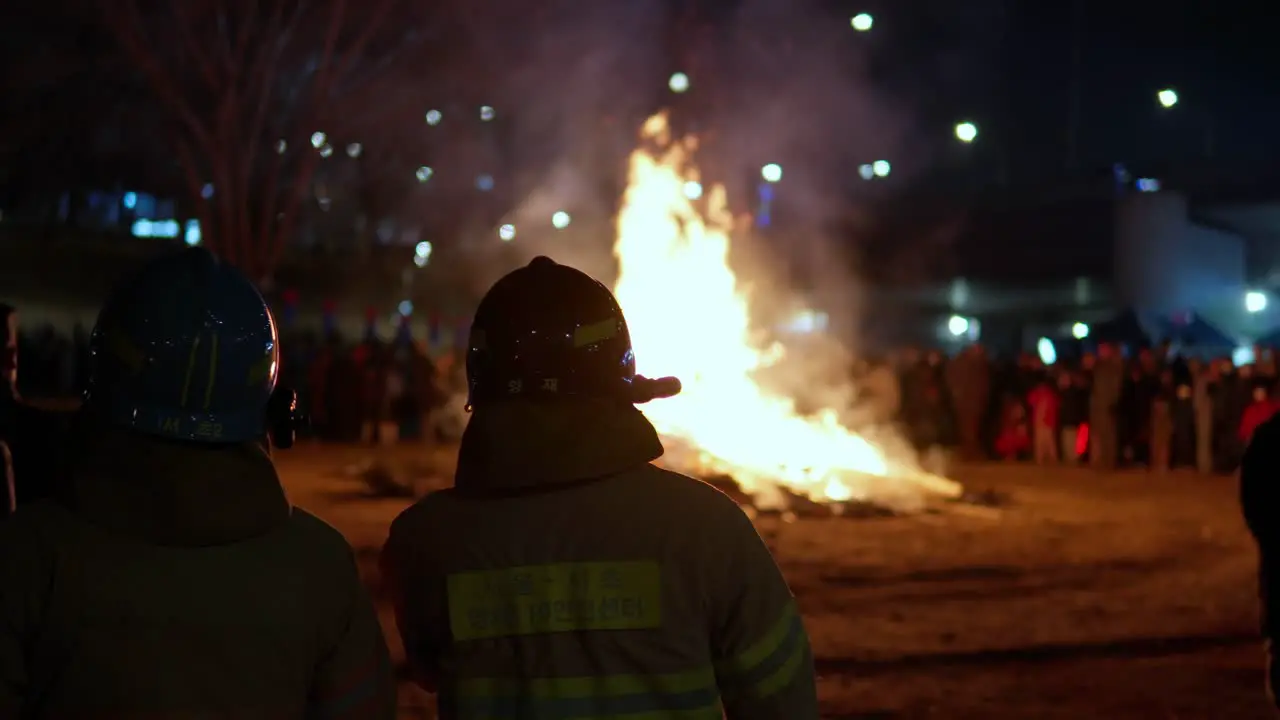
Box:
xmin=851 ymin=177 xmax=1280 ymax=353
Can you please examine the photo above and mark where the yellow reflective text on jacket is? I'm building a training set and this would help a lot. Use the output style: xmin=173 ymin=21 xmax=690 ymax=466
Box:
xmin=449 ymin=560 xmax=662 ymax=640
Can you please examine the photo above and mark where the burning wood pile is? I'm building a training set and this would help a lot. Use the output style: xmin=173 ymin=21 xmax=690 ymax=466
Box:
xmin=702 ymin=472 xmax=1006 ymax=522
xmin=353 ymin=114 xmax=1015 ymax=523
xmin=612 ymin=114 xmax=971 ymax=517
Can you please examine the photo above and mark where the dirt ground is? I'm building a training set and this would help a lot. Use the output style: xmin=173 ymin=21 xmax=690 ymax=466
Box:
xmin=275 ymin=445 xmax=1272 ymax=719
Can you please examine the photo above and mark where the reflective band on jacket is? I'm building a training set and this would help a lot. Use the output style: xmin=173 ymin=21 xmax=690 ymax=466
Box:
xmin=451 ymin=667 xmax=723 ymax=719
xmin=714 ymin=601 xmax=808 ymax=699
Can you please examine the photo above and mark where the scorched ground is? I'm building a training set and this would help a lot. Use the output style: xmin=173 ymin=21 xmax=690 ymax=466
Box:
xmin=279 ymin=445 xmax=1267 ymax=719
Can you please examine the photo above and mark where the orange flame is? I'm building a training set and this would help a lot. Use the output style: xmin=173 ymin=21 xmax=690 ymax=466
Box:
xmin=613 ymin=114 xmax=962 ymax=510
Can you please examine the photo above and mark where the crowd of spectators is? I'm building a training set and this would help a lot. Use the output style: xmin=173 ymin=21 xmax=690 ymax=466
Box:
xmin=15 ymin=319 xmax=1277 ymax=474
xmin=864 ymin=341 xmax=1273 ymax=473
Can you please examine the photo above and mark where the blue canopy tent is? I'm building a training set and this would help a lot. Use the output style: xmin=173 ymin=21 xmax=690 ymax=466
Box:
xmin=1089 ymin=308 xmax=1152 ymax=348
xmin=1255 ymin=326 xmax=1280 ymax=348
xmin=1154 ymin=312 xmax=1237 ymax=354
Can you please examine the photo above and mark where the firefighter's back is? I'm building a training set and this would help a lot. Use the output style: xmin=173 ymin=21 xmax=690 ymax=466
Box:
xmin=0 ymin=498 xmax=382 ymax=718
xmin=383 ymin=256 xmax=818 ymax=719
xmin=396 ymin=463 xmax=744 ymax=707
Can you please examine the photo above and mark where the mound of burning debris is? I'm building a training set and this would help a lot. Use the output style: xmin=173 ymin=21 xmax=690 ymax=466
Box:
xmin=346 ymin=458 xmax=444 ymax=499
xmin=344 ymin=457 xmax=1007 ymax=520
xmin=704 ymin=474 xmax=1008 ymax=521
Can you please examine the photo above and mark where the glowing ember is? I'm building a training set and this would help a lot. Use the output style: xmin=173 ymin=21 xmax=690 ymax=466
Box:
xmin=613 ymin=114 xmax=962 ymax=511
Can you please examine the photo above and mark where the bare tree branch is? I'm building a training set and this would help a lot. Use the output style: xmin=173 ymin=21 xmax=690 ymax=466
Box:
xmin=174 ymin=137 xmax=222 ymax=265
xmin=99 ymin=0 xmax=416 ymax=280
xmin=242 ymin=1 xmax=293 ymax=159
xmin=229 ymin=0 xmax=260 ymax=74
xmin=268 ymin=0 xmax=399 ymax=276
xmin=97 ymin=0 xmax=213 ymax=150
xmin=173 ymin=0 xmax=222 ymax=91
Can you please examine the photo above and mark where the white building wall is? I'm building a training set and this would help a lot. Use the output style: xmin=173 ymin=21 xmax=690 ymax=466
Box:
xmin=1113 ymin=191 xmax=1245 ymax=316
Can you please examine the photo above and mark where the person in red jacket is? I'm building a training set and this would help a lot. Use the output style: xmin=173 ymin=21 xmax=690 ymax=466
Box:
xmin=1027 ymin=375 xmax=1061 ymax=464
xmin=1241 ymin=385 xmax=1280 ymax=446
xmin=994 ymin=396 xmax=1030 ymax=461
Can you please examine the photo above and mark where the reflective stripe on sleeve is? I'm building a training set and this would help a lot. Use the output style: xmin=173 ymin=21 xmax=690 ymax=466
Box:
xmin=713 ymin=600 xmax=809 ymax=699
xmin=451 ymin=666 xmax=723 ymax=719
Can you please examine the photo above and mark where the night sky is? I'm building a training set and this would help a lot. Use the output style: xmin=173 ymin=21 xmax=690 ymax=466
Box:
xmin=3 ymin=0 xmax=1279 ymax=254
xmin=985 ymin=0 xmax=1280 ymax=182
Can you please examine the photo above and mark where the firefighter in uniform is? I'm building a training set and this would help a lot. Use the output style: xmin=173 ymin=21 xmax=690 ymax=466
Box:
xmin=381 ymin=256 xmax=819 ymax=719
xmin=1242 ymin=411 xmax=1280 ymax=708
xmin=0 ymin=248 xmax=395 ymax=718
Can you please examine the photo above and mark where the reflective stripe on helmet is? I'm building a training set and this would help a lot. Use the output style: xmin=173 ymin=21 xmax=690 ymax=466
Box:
xmin=179 ymin=332 xmax=221 ymax=411
xmin=572 ymin=318 xmax=620 ymax=348
xmin=180 ymin=334 xmax=201 ymax=408
xmin=204 ymin=332 xmax=219 ymax=410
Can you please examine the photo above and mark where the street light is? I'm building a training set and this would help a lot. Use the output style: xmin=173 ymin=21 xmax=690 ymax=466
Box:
xmin=425 ymin=109 xmax=442 ymax=125
xmin=413 ymin=241 xmax=432 ymax=267
xmin=1157 ymin=88 xmax=1179 ymax=109
xmin=551 ymin=211 xmax=571 ymax=229
xmin=1246 ymin=290 xmax=1267 ymax=313
xmin=499 ymin=224 xmax=516 ymax=242
xmin=872 ymin=160 xmax=891 ymax=177
xmin=761 ymin=163 xmax=782 ymax=183
xmin=955 ymin=121 xmax=978 ymax=143
xmin=1037 ymin=337 xmax=1057 ymax=365
xmin=948 ymin=315 xmax=970 ymax=337
xmin=1071 ymin=322 xmax=1089 ymax=340
xmin=851 ymin=13 xmax=873 ymax=31
xmin=669 ymin=72 xmax=689 ymax=93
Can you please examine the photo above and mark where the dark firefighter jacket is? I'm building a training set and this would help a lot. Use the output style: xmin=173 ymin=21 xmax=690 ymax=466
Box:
xmin=0 ymin=424 xmax=396 ymax=719
xmin=1240 ymin=410 xmax=1280 ymax=706
xmin=382 ymin=398 xmax=820 ymax=720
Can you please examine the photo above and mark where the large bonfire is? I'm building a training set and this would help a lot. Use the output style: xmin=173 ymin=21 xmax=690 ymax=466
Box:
xmin=612 ymin=114 xmax=962 ymax=512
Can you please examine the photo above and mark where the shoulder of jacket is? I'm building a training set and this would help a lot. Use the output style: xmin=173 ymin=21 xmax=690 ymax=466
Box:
xmin=387 ymin=488 xmax=459 ymax=537
xmin=637 ymin=464 xmax=755 ymax=522
xmin=284 ymin=507 xmax=359 ymax=556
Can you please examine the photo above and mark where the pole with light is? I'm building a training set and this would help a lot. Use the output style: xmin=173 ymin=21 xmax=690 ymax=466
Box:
xmin=1246 ymin=290 xmax=1267 ymax=314
xmin=1156 ymin=87 xmax=1213 ymax=157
